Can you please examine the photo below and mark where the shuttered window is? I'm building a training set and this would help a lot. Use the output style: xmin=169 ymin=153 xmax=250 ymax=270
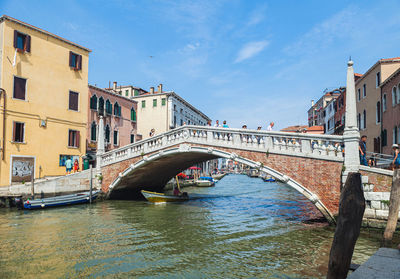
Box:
xmin=69 ymin=51 xmax=82 ymax=70
xmin=99 ymin=97 xmax=105 ymax=115
xmin=113 ymin=130 xmax=119 ymax=146
xmin=90 ymin=95 xmax=98 ymax=110
xmin=105 ymin=125 xmax=110 ymax=143
xmin=105 ymin=100 xmax=112 ymax=114
xmin=13 ymin=76 xmax=27 ymax=100
xmin=131 ymin=108 xmax=136 ymax=121
xmin=114 ymin=102 xmax=121 ymax=117
xmin=68 ymin=130 xmax=80 ymax=148
xmin=13 ymin=122 xmax=25 ymax=143
xmin=142 ymin=100 xmax=145 ymax=108
xmin=130 ymin=134 xmax=135 ymax=143
xmin=69 ymin=91 xmax=79 ymax=111
xmin=91 ymin=122 xmax=97 ymax=142
xmin=13 ymin=30 xmax=31 ymax=52
xmin=162 ymin=98 xmax=166 ymax=106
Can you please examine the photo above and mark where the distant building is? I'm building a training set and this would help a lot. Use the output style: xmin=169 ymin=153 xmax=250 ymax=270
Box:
xmin=87 ymin=85 xmax=140 ymax=166
xmin=106 ymin=82 xmax=147 ymax=98
xmin=334 ymin=89 xmax=346 ymax=135
xmin=280 ymin=125 xmax=324 ymax=134
xmin=323 ymin=98 xmax=336 ymax=135
xmin=380 ymin=67 xmax=400 ymax=154
xmin=356 ymin=57 xmax=400 ymax=152
xmin=127 ymin=84 xmax=211 ymax=139
xmin=307 ymin=88 xmax=343 ymax=130
xmin=0 ymin=15 xmax=91 ymax=186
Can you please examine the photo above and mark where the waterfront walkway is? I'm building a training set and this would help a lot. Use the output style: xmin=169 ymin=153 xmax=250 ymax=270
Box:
xmin=348 ymin=248 xmax=400 ymax=278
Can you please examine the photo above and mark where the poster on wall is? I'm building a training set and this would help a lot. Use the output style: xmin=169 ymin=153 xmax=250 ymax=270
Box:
xmin=59 ymin=155 xmax=80 ymax=167
xmin=11 ymin=156 xmax=34 ymax=183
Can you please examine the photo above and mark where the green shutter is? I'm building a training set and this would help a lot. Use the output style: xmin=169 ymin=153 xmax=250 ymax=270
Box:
xmin=162 ymin=98 xmax=166 ymax=106
xmin=142 ymin=100 xmax=145 ymax=108
xmin=153 ymin=99 xmax=157 ymax=107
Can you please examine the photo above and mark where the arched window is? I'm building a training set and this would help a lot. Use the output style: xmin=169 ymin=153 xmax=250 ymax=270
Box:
xmin=363 ymin=109 xmax=366 ymax=129
xmin=376 ymin=102 xmax=381 ymax=124
xmin=394 ymin=126 xmax=398 ymax=146
xmin=91 ymin=122 xmax=97 ymax=142
xmin=114 ymin=102 xmax=121 ymax=117
xmin=383 ymin=94 xmax=387 ymax=112
xmin=393 ymin=86 xmax=397 ymax=106
xmin=105 ymin=99 xmax=112 ymax=114
xmin=357 ymin=113 xmax=361 ymax=130
xmin=90 ymin=95 xmax=98 ymax=110
xmin=131 ymin=107 xmax=136 ymax=121
xmin=113 ymin=129 xmax=119 ymax=146
xmin=98 ymin=97 xmax=105 ymax=116
xmin=105 ymin=124 xmax=110 ymax=143
xmin=397 ymin=84 xmax=400 ymax=104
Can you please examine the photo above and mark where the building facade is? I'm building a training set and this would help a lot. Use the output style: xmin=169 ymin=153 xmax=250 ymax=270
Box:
xmin=87 ymin=85 xmax=140 ymax=166
xmin=127 ymin=84 xmax=210 ymax=139
xmin=380 ymin=68 xmax=400 ymax=154
xmin=107 ymin=81 xmax=147 ymax=98
xmin=307 ymin=88 xmax=342 ymax=129
xmin=334 ymin=89 xmax=346 ymax=135
xmin=0 ymin=15 xmax=90 ymax=186
xmin=355 ymin=58 xmax=400 ymax=152
xmin=323 ymin=98 xmax=336 ymax=135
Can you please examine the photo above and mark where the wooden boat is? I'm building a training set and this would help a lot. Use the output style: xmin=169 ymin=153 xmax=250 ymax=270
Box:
xmin=262 ymin=177 xmax=276 ymax=182
xmin=23 ymin=190 xmax=100 ymax=209
xmin=141 ymin=190 xmax=189 ymax=203
xmin=195 ymin=176 xmax=215 ymax=187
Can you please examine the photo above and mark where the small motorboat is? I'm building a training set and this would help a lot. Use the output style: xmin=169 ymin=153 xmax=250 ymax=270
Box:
xmin=23 ymin=190 xmax=100 ymax=209
xmin=195 ymin=176 xmax=215 ymax=187
xmin=262 ymin=177 xmax=276 ymax=182
xmin=141 ymin=190 xmax=189 ymax=203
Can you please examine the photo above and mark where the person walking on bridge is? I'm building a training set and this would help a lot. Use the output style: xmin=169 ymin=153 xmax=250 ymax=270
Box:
xmin=359 ymin=135 xmax=368 ymax=166
xmin=267 ymin=122 xmax=274 ymax=131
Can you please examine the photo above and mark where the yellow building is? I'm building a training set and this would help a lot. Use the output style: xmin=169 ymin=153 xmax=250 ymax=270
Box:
xmin=0 ymin=15 xmax=91 ymax=187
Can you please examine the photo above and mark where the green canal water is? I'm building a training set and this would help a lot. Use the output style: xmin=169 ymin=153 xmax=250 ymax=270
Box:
xmin=0 ymin=174 xmax=395 ymax=278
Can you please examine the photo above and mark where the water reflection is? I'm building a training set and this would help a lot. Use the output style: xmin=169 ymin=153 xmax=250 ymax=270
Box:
xmin=0 ymin=174 xmax=396 ymax=278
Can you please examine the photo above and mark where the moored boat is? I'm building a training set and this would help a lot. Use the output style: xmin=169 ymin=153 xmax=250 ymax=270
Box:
xmin=262 ymin=177 xmax=276 ymax=182
xmin=141 ymin=190 xmax=189 ymax=203
xmin=195 ymin=176 xmax=215 ymax=187
xmin=23 ymin=190 xmax=100 ymax=209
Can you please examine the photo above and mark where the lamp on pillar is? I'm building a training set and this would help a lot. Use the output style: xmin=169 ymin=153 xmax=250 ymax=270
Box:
xmin=343 ymin=59 xmax=360 ymax=173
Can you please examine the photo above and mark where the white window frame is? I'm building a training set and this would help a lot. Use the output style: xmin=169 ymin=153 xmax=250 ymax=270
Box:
xmin=357 ymin=88 xmax=361 ymax=102
xmin=383 ymin=93 xmax=387 ymax=112
xmin=393 ymin=86 xmax=397 ymax=106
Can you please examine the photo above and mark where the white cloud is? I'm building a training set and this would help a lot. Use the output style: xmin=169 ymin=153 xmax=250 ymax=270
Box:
xmin=235 ymin=40 xmax=269 ymax=63
xmin=247 ymin=4 xmax=267 ymax=26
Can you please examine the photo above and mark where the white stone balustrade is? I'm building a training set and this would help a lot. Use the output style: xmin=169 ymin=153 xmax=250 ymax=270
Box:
xmin=100 ymin=126 xmax=345 ymax=167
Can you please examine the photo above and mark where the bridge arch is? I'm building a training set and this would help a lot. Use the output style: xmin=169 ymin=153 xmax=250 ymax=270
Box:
xmin=105 ymin=144 xmax=335 ymax=224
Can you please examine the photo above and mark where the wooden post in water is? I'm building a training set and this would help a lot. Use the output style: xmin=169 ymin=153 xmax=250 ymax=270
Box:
xmin=383 ymin=169 xmax=400 ymax=245
xmin=89 ymin=165 xmax=93 ymax=204
xmin=30 ymin=168 xmax=35 ymax=199
xmin=327 ymin=172 xmax=365 ymax=279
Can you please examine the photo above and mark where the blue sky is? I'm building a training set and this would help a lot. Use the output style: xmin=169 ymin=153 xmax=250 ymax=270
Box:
xmin=3 ymin=0 xmax=400 ymax=130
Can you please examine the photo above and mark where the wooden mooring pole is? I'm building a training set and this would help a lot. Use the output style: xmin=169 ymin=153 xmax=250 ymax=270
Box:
xmin=383 ymin=169 xmax=400 ymax=245
xmin=89 ymin=165 xmax=93 ymax=204
xmin=327 ymin=172 xmax=365 ymax=279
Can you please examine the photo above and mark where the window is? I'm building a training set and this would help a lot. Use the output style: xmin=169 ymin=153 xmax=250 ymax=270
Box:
xmin=105 ymin=99 xmax=112 ymax=115
xmin=90 ymin=95 xmax=98 ymax=110
xmin=180 ymin=119 xmax=183 ymax=126
xmin=130 ymin=134 xmax=135 ymax=144
xmin=174 ymin=104 xmax=176 ymax=111
xmin=398 ymin=84 xmax=400 ymax=104
xmin=69 ymin=91 xmax=79 ymax=111
xmin=131 ymin=108 xmax=136 ymax=121
xmin=394 ymin=126 xmax=398 ymax=146
xmin=382 ymin=129 xmax=387 ymax=147
xmin=180 ymin=108 xmax=183 ymax=114
xmin=376 ymin=102 xmax=381 ymax=123
xmin=113 ymin=130 xmax=119 ymax=146
xmin=357 ymin=113 xmax=361 ymax=130
xmin=162 ymin=98 xmax=166 ymax=106
xmin=13 ymin=122 xmax=25 ymax=143
xmin=69 ymin=51 xmax=82 ymax=70
xmin=363 ymin=84 xmax=366 ymax=98
xmin=91 ymin=122 xmax=97 ymax=142
xmin=114 ymin=102 xmax=121 ymax=117
xmin=68 ymin=129 xmax=80 ymax=148
xmin=13 ymin=76 xmax=26 ymax=100
xmin=105 ymin=125 xmax=110 ymax=143
xmin=98 ymin=97 xmax=105 ymax=115
xmin=134 ymin=90 xmax=139 ymax=96
xmin=393 ymin=87 xmax=398 ymax=106
xmin=383 ymin=94 xmax=387 ymax=112
xmin=363 ymin=110 xmax=366 ymax=129
xmin=153 ymin=99 xmax=157 ymax=107
xmin=142 ymin=100 xmax=146 ymax=108
xmin=13 ymin=30 xmax=31 ymax=52
xmin=357 ymin=89 xmax=361 ymax=101
xmin=376 ymin=72 xmax=381 ymax=87
xmin=125 ymin=90 xmax=129 ymax=97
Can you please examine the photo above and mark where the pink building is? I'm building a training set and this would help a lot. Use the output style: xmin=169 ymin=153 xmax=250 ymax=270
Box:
xmin=86 ymin=85 xmax=140 ymax=165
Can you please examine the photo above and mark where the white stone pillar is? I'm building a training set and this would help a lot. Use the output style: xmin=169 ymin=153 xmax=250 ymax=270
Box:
xmin=96 ymin=116 xmax=105 ymax=175
xmin=343 ymin=60 xmax=360 ymax=173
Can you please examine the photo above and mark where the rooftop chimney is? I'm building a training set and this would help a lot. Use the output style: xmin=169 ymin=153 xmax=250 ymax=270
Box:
xmin=113 ymin=81 xmax=117 ymax=91
xmin=150 ymin=87 xmax=154 ymax=94
xmin=158 ymin=84 xmax=163 ymax=93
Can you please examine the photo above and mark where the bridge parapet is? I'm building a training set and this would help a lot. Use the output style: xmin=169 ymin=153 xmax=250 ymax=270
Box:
xmin=100 ymin=126 xmax=345 ymax=167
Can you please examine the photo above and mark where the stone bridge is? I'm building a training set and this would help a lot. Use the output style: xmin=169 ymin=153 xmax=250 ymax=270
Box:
xmin=96 ymin=61 xmax=393 ymax=225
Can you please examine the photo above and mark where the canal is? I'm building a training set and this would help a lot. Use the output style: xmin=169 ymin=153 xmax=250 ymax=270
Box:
xmin=0 ymin=174 xmax=395 ymax=278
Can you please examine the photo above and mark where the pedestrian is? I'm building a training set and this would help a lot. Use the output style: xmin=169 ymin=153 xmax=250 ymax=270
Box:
xmin=149 ymin=128 xmax=155 ymax=137
xmin=242 ymin=125 xmax=247 ymax=129
xmin=267 ymin=122 xmax=274 ymax=131
xmin=214 ymin=120 xmax=220 ymax=127
xmin=392 ymin=144 xmax=400 ymax=169
xmin=222 ymin=120 xmax=229 ymax=128
xmin=256 ymin=126 xmax=262 ymax=144
xmin=65 ymin=156 xmax=73 ymax=174
xmin=207 ymin=120 xmax=212 ymax=126
xmin=359 ymin=135 xmax=368 ymax=166
xmin=73 ymin=159 xmax=79 ymax=173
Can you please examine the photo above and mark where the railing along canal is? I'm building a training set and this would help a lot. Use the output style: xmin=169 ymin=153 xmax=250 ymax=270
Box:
xmin=100 ymin=125 xmax=345 ymax=166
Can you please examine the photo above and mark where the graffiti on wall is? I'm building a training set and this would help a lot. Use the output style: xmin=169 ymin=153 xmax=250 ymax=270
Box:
xmin=12 ymin=157 xmax=34 ymax=183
